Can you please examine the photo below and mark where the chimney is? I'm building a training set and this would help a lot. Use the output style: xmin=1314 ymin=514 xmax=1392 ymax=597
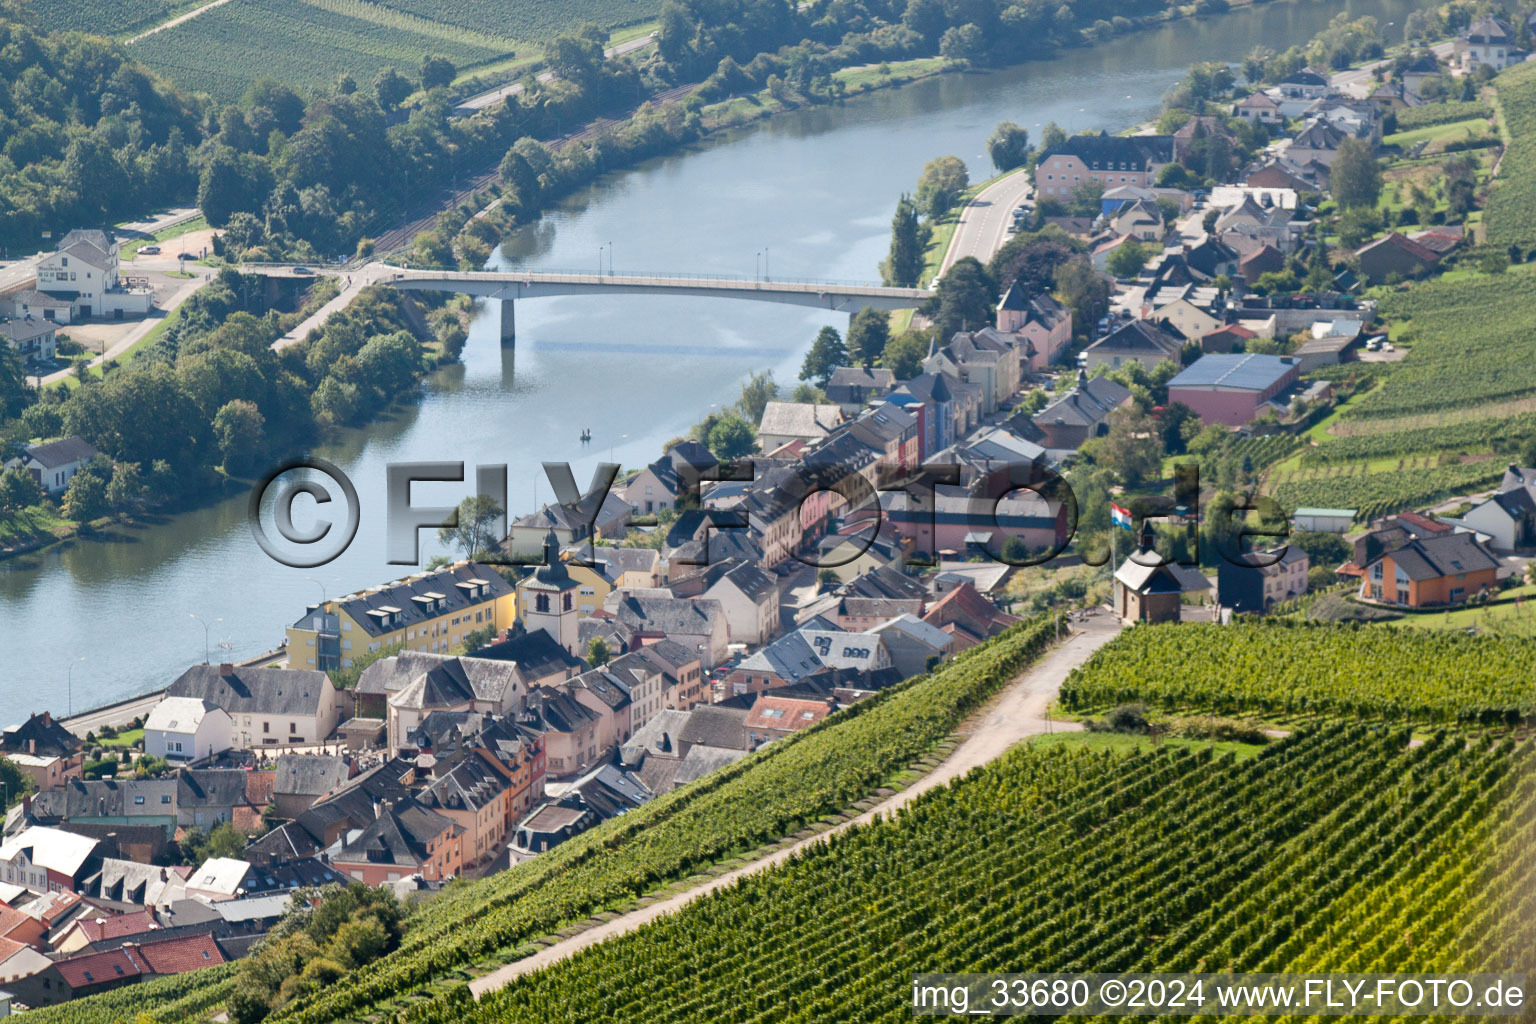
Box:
xmin=219 ymin=663 xmax=235 ymax=677
xmin=29 ymin=738 xmax=36 ymax=755
xmin=41 ymin=711 xmax=51 ymax=726
xmin=21 ymin=794 xmax=31 ymax=815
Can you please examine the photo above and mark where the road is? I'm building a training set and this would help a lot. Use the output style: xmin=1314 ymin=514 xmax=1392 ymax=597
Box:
xmin=937 ymin=169 xmax=1033 ymax=279
xmin=59 ymin=691 xmax=165 ymax=738
xmin=468 ymin=617 xmax=1117 ymax=998
xmin=455 ymin=32 xmax=659 ymax=113
xmin=37 ymin=268 xmax=216 ymax=385
xmin=115 ymin=207 xmax=202 ymax=238
xmin=1330 ymin=40 xmax=1455 ymax=97
xmin=272 ymin=263 xmax=393 ymax=350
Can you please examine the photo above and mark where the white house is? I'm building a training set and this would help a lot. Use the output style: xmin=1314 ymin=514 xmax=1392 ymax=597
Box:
xmin=1456 ymin=17 xmax=1520 ymax=72
xmin=1460 ymin=489 xmax=1536 ymax=552
xmin=166 ymin=664 xmax=343 ymax=749
xmin=33 ymin=230 xmax=151 ymax=321
xmin=670 ymin=558 xmax=780 ymax=645
xmin=144 ymin=697 xmax=234 ymax=763
xmin=3 ymin=437 xmax=97 ymax=495
xmin=0 ymin=827 xmax=99 ymax=894
xmin=0 ymin=317 xmax=57 ymax=364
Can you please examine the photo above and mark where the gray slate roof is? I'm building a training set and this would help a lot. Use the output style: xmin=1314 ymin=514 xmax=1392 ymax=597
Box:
xmin=168 ymin=665 xmax=334 ymax=718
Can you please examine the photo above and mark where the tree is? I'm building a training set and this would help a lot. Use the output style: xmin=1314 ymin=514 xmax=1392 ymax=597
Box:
xmin=0 ymin=468 xmax=44 ymax=514
xmin=1105 ymin=239 xmax=1150 ymax=278
xmin=800 ymin=326 xmax=847 ymax=387
xmin=881 ymin=331 xmax=929 ymax=380
xmin=926 ymin=257 xmax=995 ymax=338
xmin=845 ymin=308 xmax=889 ymax=368
xmin=939 ymin=23 xmax=985 ymax=62
xmin=437 ymin=494 xmax=504 ymax=561
xmin=986 ymin=122 xmax=1031 ymax=172
xmin=1330 ymin=137 xmax=1382 ymax=209
xmin=1040 ymin=121 xmax=1067 ymax=150
xmin=587 ymin=636 xmax=611 ymax=666
xmin=706 ymin=415 xmax=756 ymax=459
xmin=62 ymin=471 xmax=107 ymax=522
xmin=460 ymin=625 xmax=496 ymax=655
xmin=213 ymin=399 xmax=266 ymax=476
xmin=188 ymin=821 xmax=249 ymax=864
xmin=1088 ymin=407 xmax=1164 ymax=488
xmin=420 ymin=55 xmax=456 ymax=91
xmin=1054 ymin=257 xmax=1110 ymax=339
xmin=915 ymin=156 xmax=969 ymax=219
xmin=881 ymin=194 xmax=929 ymax=287
xmin=734 ymin=369 xmax=776 ymax=424
xmin=106 ymin=462 xmax=146 ymax=515
xmin=374 ymin=68 xmax=412 ymax=112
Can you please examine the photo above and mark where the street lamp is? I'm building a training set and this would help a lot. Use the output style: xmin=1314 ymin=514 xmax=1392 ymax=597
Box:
xmin=190 ymin=613 xmax=222 ymax=664
xmin=66 ymin=656 xmax=85 ymax=718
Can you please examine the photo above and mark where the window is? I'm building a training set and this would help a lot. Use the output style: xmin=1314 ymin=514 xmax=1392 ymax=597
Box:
xmin=563 ymin=593 xmax=572 ymax=611
xmin=161 ymin=794 xmax=171 ymax=804
xmin=134 ymin=795 xmax=145 ymax=804
xmin=263 ymin=722 xmax=270 ymax=734
xmin=535 ymin=594 xmax=550 ymax=613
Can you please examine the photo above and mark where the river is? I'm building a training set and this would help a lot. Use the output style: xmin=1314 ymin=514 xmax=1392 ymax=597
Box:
xmin=0 ymin=0 xmax=1431 ymax=718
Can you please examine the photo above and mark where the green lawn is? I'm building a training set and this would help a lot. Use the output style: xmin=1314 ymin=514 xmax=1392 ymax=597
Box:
xmin=0 ymin=504 xmax=74 ymax=547
xmin=1389 ymin=584 xmax=1536 ymax=634
xmin=98 ymin=728 xmax=145 ymax=748
xmin=1382 ymin=116 xmax=1495 ymax=151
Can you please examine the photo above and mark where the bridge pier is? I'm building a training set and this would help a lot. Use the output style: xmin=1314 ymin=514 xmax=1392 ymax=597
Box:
xmin=500 ymin=298 xmax=515 ymax=345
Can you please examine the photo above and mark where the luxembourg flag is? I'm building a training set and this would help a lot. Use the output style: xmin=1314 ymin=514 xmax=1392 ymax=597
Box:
xmin=1110 ymin=503 xmax=1133 ymax=531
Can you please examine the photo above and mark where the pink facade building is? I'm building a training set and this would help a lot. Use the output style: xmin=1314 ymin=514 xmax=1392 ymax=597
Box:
xmin=1167 ymin=353 xmax=1300 ymax=426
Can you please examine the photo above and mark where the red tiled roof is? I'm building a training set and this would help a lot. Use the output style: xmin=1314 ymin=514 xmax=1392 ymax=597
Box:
xmin=922 ymin=582 xmax=1020 ymax=640
xmin=745 ymin=696 xmax=831 ymax=732
xmin=0 ymin=903 xmax=40 ymax=943
xmin=130 ymin=932 xmax=226 ymax=975
xmin=1398 ymin=511 xmax=1452 ymax=536
xmin=244 ymin=770 xmax=276 ymax=805
xmin=0 ymin=936 xmax=29 ymax=963
xmin=55 ymin=947 xmax=141 ymax=989
xmin=74 ymin=909 xmax=157 ymax=943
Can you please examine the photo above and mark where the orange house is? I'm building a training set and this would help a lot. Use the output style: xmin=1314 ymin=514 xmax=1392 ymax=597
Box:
xmin=1359 ymin=534 xmax=1499 ymax=608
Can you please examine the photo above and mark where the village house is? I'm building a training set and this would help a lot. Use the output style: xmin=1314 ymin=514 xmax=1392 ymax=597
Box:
xmin=744 ymin=694 xmax=833 ymax=746
xmin=1081 ymin=319 xmax=1183 ymax=372
xmin=1456 ymin=16 xmax=1520 ymax=72
xmin=1217 ymin=546 xmax=1310 ymax=614
xmin=0 ymin=713 xmax=83 ymax=793
xmin=504 ymin=492 xmax=632 ymax=558
xmin=994 ymin=283 xmax=1072 ymax=372
xmin=618 ymin=440 xmax=716 ymax=514
xmin=417 ymin=752 xmax=511 ymax=868
xmin=825 ymin=365 xmax=896 ymax=415
xmin=3 ymin=437 xmax=98 ymax=496
xmin=1461 ymin=483 xmax=1536 ymax=552
xmin=332 ymin=798 xmax=465 ymax=885
xmin=0 ymin=828 xmax=100 ymax=895
xmin=613 ymin=594 xmax=728 ymax=668
xmin=143 ymin=698 xmax=233 ymax=764
xmin=269 ymin=754 xmax=350 ymax=819
xmin=1285 ymin=119 xmax=1349 ymax=168
xmin=165 ymin=664 xmax=343 ymax=750
xmin=0 ymin=317 xmax=57 ymax=364
xmin=1355 ymin=232 xmax=1442 ymax=285
xmin=1034 ymin=134 xmax=1174 ymax=199
xmin=286 ymin=561 xmax=516 ymax=671
xmin=757 ymin=401 xmax=844 ymax=451
xmin=666 ymin=557 xmax=779 ymax=645
xmin=30 ymin=230 xmax=152 ymax=321
xmin=1358 ymin=532 xmax=1499 ymax=608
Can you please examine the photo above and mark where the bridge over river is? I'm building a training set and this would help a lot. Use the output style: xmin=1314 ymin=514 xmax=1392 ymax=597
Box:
xmin=248 ymin=262 xmax=932 ymax=346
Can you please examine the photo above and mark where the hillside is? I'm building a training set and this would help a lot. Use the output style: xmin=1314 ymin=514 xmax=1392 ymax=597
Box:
xmin=413 ymin=725 xmax=1535 ymax=1022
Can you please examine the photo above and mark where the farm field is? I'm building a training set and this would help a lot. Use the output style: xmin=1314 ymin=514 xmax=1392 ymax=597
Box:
xmin=127 ymin=0 xmax=517 ymax=101
xmin=1266 ymin=455 xmax=1502 ymax=523
xmin=416 ymin=726 xmax=1533 ymax=1024
xmin=1487 ymin=60 xmax=1536 ymax=248
xmin=1060 ymin=622 xmax=1536 ymax=725
xmin=369 ymin=0 xmax=659 ymax=47
xmin=25 ymin=0 xmax=201 ymax=37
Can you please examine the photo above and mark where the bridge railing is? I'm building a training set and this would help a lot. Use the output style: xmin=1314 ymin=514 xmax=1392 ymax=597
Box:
xmin=375 ymin=260 xmax=927 ymax=292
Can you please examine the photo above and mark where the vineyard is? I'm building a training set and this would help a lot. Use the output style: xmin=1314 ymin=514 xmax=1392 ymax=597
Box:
xmin=1266 ymin=456 xmax=1501 ymax=522
xmin=372 ymin=0 xmax=659 ymax=46
xmin=198 ymin=617 xmax=1059 ymax=1024
xmin=24 ymin=963 xmax=238 ymax=1024
xmin=1346 ymin=268 xmax=1536 ymax=422
xmin=1225 ymin=433 xmax=1300 ymax=470
xmin=1060 ymin=621 xmax=1536 ymax=725
xmin=398 ymin=726 xmax=1533 ymax=1024
xmin=1486 ymin=61 xmax=1536 ymax=248
xmin=28 ymin=0 xmax=194 ymax=36
xmin=128 ymin=0 xmax=513 ymax=101
xmin=1392 ymin=99 xmax=1493 ymax=132
xmin=1299 ymin=411 xmax=1536 ymax=465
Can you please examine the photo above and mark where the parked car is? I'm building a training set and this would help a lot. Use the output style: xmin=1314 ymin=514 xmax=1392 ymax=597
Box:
xmin=139 ymin=244 xmax=161 ymax=255
xmin=292 ymin=265 xmax=315 ymax=276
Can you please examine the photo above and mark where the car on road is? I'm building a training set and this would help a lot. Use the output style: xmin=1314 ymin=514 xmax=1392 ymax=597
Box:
xmin=139 ymin=245 xmax=161 ymax=255
xmin=292 ymin=266 xmax=315 ymax=276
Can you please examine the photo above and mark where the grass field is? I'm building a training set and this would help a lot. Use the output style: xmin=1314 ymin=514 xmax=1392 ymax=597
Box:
xmin=128 ymin=0 xmax=518 ymax=101
xmin=0 ymin=504 xmax=73 ymax=548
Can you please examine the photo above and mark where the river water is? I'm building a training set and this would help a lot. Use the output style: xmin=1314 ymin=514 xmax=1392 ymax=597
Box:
xmin=0 ymin=0 xmax=1429 ymax=717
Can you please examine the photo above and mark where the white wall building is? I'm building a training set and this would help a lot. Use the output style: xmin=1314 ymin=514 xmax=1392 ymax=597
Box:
xmin=144 ymin=697 xmax=235 ymax=763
